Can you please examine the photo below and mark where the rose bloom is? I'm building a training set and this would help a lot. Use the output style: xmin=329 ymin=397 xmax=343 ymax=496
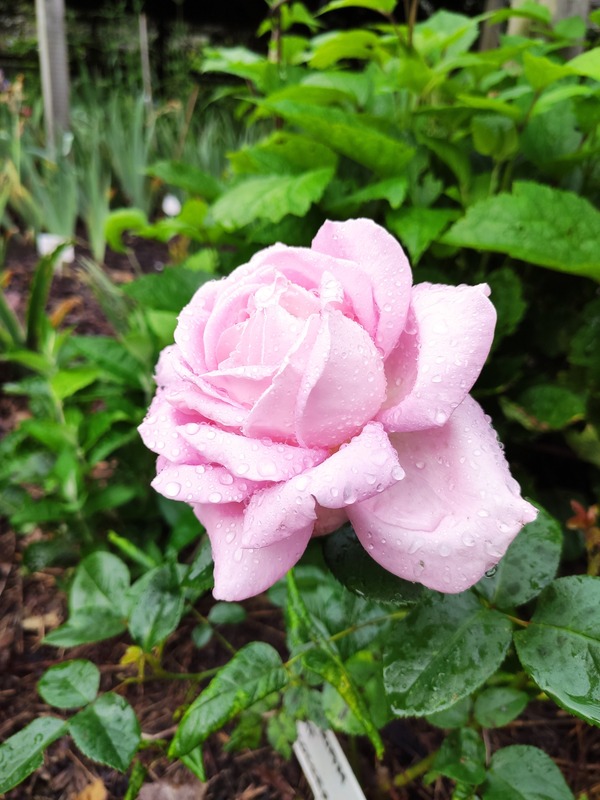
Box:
xmin=139 ymin=219 xmax=536 ymax=600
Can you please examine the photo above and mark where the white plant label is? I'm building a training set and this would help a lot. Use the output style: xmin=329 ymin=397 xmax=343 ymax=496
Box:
xmin=293 ymin=722 xmax=367 ymax=800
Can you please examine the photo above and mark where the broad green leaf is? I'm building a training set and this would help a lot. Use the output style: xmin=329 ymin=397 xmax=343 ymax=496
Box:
xmin=122 ymin=267 xmax=209 ymax=312
xmin=69 ymin=336 xmax=146 ymax=387
xmin=523 ymin=52 xmax=574 ymax=91
xmin=326 ymin=177 xmax=408 ymax=212
xmin=442 ymin=181 xmax=600 ymax=280
xmin=514 ymin=576 xmax=600 ymax=725
xmin=415 ymin=10 xmax=479 ymax=59
xmin=456 ymin=93 xmax=523 ymax=121
xmin=322 ymin=524 xmax=424 ymax=606
xmin=483 ymin=745 xmax=575 ymax=800
xmin=267 ymin=711 xmax=297 ymax=759
xmin=264 ymin=100 xmax=415 ymax=176
xmin=487 ymin=267 xmax=527 ymax=343
xmin=170 ymin=642 xmax=288 ymax=756
xmin=38 ymin=659 xmax=100 ymax=708
xmin=69 ymin=693 xmax=141 ymax=772
xmin=191 ymin=623 xmax=213 ymax=649
xmin=319 ymin=0 xmax=397 ymax=13
xmin=229 ymin=131 xmax=338 ymax=175
xmin=472 ymin=115 xmax=519 ymax=160
xmin=475 ymin=506 xmax=562 ymax=609
xmin=105 ymin=208 xmax=148 ymax=253
xmin=209 ymin=168 xmax=334 ymax=230
xmin=84 ymin=484 xmax=138 ymax=516
xmin=26 ymin=246 xmax=67 ymax=351
xmin=128 ymin=565 xmax=185 ymax=651
xmin=426 ymin=696 xmax=472 ymax=729
xmin=208 ymin=602 xmax=247 ymax=625
xmin=430 ymin=728 xmax=486 ymax=784
xmin=69 ymin=552 xmax=130 ymax=616
xmin=569 ymin=48 xmax=600 ymax=82
xmin=147 ymin=160 xmax=222 ymax=200
xmin=309 ymin=30 xmax=383 ymax=69
xmin=387 ymin=207 xmax=458 ymax=264
xmin=180 ymin=748 xmax=206 ymax=782
xmin=383 ymin=592 xmax=512 ymax=716
xmin=0 ymin=717 xmax=67 ymax=793
xmin=44 ymin=607 xmax=127 ymax=646
xmin=474 ymin=687 xmax=529 ymax=728
xmin=50 ymin=368 xmax=99 ymax=400
xmin=517 ymin=385 xmax=586 ymax=430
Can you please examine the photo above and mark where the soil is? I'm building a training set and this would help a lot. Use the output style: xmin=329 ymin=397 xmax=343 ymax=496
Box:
xmin=2 ymin=235 xmax=600 ymax=800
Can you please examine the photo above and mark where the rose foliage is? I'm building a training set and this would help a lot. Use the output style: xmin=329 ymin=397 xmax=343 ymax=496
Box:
xmin=139 ymin=219 xmax=536 ymax=600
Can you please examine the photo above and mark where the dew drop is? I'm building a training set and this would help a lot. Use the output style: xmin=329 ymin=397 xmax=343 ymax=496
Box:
xmin=219 ymin=473 xmax=234 ymax=485
xmin=415 ymin=461 xmax=425 ymax=470
xmin=208 ymin=492 xmax=222 ymax=503
xmin=165 ymin=481 xmax=181 ymax=498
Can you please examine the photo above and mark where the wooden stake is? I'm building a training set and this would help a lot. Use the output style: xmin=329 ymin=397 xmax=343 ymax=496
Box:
xmin=35 ymin=0 xmax=70 ymax=154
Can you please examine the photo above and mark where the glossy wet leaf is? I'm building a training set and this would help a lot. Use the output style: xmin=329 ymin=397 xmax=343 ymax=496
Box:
xmin=38 ymin=659 xmax=100 ymax=708
xmin=322 ymin=525 xmax=424 ymax=606
xmin=430 ymin=728 xmax=486 ymax=784
xmin=517 ymin=385 xmax=586 ymax=430
xmin=483 ymin=745 xmax=574 ymax=799
xmin=442 ymin=181 xmax=600 ymax=280
xmin=383 ymin=591 xmax=512 ymax=716
xmin=69 ymin=693 xmax=140 ymax=772
xmin=69 ymin=551 xmax=130 ymax=616
xmin=0 ymin=717 xmax=67 ymax=793
xmin=209 ymin=168 xmax=334 ymax=230
xmin=387 ymin=207 xmax=458 ymax=263
xmin=128 ymin=565 xmax=185 ymax=651
xmin=474 ymin=687 xmax=529 ymax=728
xmin=476 ymin=506 xmax=562 ymax=609
xmin=514 ymin=576 xmax=600 ymax=726
xmin=208 ymin=601 xmax=247 ymax=625
xmin=171 ymin=642 xmax=288 ymax=756
xmin=426 ymin=696 xmax=472 ymax=729
xmin=44 ymin=607 xmax=127 ymax=647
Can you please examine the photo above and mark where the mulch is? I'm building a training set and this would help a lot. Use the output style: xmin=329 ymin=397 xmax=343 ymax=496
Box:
xmin=2 ymin=235 xmax=600 ymax=799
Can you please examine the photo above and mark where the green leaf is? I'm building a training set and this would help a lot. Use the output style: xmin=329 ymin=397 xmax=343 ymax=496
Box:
xmin=191 ymin=623 xmax=213 ymax=649
xmin=387 ymin=207 xmax=458 ymax=264
xmin=123 ymin=268 xmax=210 ymax=312
xmin=170 ymin=642 xmax=288 ymax=756
xmin=383 ymin=592 xmax=512 ymax=716
xmin=0 ymin=717 xmax=67 ymax=793
xmin=516 ymin=385 xmax=586 ymax=430
xmin=426 ymin=696 xmax=472 ymax=729
xmin=70 ymin=552 xmax=131 ymax=616
xmin=514 ymin=576 xmax=600 ymax=726
xmin=322 ymin=650 xmax=391 ymax=735
xmin=208 ymin=601 xmax=247 ymax=625
xmin=472 ymin=115 xmax=519 ymax=160
xmin=523 ymin=52 xmax=574 ymax=91
xmin=44 ymin=608 xmax=127 ymax=646
xmin=69 ymin=337 xmax=146 ymax=388
xmin=229 ymin=131 xmax=338 ymax=176
xmin=483 ymin=745 xmax=575 ymax=800
xmin=487 ymin=267 xmax=527 ymax=343
xmin=267 ymin=711 xmax=297 ymax=759
xmin=569 ymin=48 xmax=600 ymax=82
xmin=319 ymin=0 xmax=397 ymax=13
xmin=69 ymin=693 xmax=141 ymax=772
xmin=147 ymin=160 xmax=222 ymax=200
xmin=209 ymin=168 xmax=334 ymax=230
xmin=474 ymin=687 xmax=529 ymax=728
xmin=264 ymin=100 xmax=415 ymax=176
xmin=327 ymin=176 xmax=408 ymax=213
xmin=38 ymin=659 xmax=100 ymax=708
xmin=475 ymin=506 xmax=562 ymax=609
xmin=442 ymin=181 xmax=600 ymax=280
xmin=322 ymin=524 xmax=424 ymax=606
xmin=26 ymin=247 xmax=66 ymax=351
xmin=105 ymin=208 xmax=149 ymax=253
xmin=431 ymin=728 xmax=486 ymax=784
xmin=50 ymin=367 xmax=99 ymax=400
xmin=128 ymin=565 xmax=185 ymax=651
xmin=309 ymin=30 xmax=383 ymax=69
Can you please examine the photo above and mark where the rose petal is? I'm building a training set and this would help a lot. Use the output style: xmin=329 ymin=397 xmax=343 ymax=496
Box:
xmin=165 ymin=381 xmax=248 ymax=429
xmin=196 ymin=502 xmax=312 ymax=601
xmin=174 ymin=280 xmax=221 ymax=373
xmin=311 ymin=219 xmax=412 ymax=357
xmin=243 ymin=315 xmax=321 ymax=442
xmin=378 ymin=283 xmax=497 ymax=432
xmin=152 ymin=462 xmax=258 ymax=504
xmin=249 ymin=244 xmax=378 ymax=339
xmin=138 ymin=393 xmax=203 ymax=464
xmin=348 ymin=397 xmax=537 ymax=593
xmin=203 ymin=364 xmax=277 ymax=407
xmin=296 ymin=310 xmax=387 ymax=448
xmin=178 ymin=422 xmax=328 ymax=481
xmin=242 ymin=422 xmax=403 ymax=548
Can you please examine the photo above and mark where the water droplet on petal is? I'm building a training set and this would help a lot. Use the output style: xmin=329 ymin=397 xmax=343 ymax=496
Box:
xmin=165 ymin=481 xmax=181 ymax=498
xmin=415 ymin=461 xmax=425 ymax=470
xmin=208 ymin=492 xmax=222 ymax=503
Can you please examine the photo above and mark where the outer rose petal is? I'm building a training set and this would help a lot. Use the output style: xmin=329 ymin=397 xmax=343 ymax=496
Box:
xmin=311 ymin=218 xmax=412 ymax=357
xmin=348 ymin=397 xmax=537 ymax=593
xmin=196 ymin=503 xmax=312 ymax=601
xmin=178 ymin=422 xmax=328 ymax=481
xmin=378 ymin=283 xmax=496 ymax=432
xmin=152 ymin=463 xmax=258 ymax=504
xmin=174 ymin=280 xmax=221 ymax=373
xmin=241 ymin=422 xmax=404 ymax=548
xmin=138 ymin=393 xmax=203 ymax=464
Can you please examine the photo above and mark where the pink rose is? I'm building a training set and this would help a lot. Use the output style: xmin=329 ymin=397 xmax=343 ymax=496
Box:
xmin=139 ymin=219 xmax=536 ymax=600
